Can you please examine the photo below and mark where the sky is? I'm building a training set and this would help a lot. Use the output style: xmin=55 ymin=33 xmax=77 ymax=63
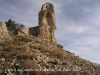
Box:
xmin=0 ymin=0 xmax=100 ymax=64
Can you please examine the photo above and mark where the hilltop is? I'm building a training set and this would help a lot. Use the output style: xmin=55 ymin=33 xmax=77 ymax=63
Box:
xmin=0 ymin=2 xmax=100 ymax=75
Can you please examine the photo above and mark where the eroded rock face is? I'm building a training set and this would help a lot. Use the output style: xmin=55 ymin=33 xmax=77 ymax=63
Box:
xmin=14 ymin=28 xmax=29 ymax=36
xmin=0 ymin=22 xmax=11 ymax=43
xmin=38 ymin=2 xmax=57 ymax=43
xmin=29 ymin=26 xmax=39 ymax=37
xmin=29 ymin=2 xmax=57 ymax=43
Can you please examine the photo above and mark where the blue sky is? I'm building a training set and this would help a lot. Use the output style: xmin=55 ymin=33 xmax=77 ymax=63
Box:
xmin=0 ymin=0 xmax=100 ymax=64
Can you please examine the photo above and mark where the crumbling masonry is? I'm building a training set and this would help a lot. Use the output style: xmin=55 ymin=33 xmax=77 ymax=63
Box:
xmin=29 ymin=2 xmax=57 ymax=43
xmin=0 ymin=2 xmax=57 ymax=43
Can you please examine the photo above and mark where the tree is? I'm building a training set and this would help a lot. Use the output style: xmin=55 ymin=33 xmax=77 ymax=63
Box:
xmin=5 ymin=19 xmax=16 ymax=31
xmin=19 ymin=24 xmax=25 ymax=28
xmin=5 ymin=19 xmax=25 ymax=31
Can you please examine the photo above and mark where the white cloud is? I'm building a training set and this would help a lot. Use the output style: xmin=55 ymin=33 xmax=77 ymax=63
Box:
xmin=67 ymin=25 xmax=89 ymax=34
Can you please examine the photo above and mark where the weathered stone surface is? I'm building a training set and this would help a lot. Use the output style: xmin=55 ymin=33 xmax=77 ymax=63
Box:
xmin=38 ymin=2 xmax=56 ymax=43
xmin=14 ymin=28 xmax=29 ymax=36
xmin=0 ymin=22 xmax=11 ymax=43
xmin=29 ymin=26 xmax=39 ymax=37
xmin=29 ymin=2 xmax=57 ymax=43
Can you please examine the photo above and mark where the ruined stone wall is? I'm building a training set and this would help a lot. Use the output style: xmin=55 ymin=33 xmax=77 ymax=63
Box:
xmin=0 ymin=3 xmax=57 ymax=44
xmin=29 ymin=26 xmax=39 ymax=37
xmin=29 ymin=2 xmax=57 ymax=43
xmin=0 ymin=22 xmax=11 ymax=43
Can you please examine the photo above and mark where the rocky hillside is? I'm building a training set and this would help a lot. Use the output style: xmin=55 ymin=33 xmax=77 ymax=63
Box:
xmin=0 ymin=2 xmax=100 ymax=75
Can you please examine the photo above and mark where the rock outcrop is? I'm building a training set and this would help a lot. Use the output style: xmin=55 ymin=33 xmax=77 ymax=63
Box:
xmin=14 ymin=28 xmax=29 ymax=36
xmin=0 ymin=3 xmax=57 ymax=44
xmin=0 ymin=22 xmax=11 ymax=43
xmin=38 ymin=2 xmax=56 ymax=43
xmin=29 ymin=2 xmax=57 ymax=43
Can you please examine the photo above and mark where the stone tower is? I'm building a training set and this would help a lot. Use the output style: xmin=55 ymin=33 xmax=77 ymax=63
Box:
xmin=38 ymin=2 xmax=57 ymax=43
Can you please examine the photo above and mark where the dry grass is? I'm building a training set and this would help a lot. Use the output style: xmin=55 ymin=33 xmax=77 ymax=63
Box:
xmin=22 ymin=59 xmax=47 ymax=75
xmin=0 ymin=64 xmax=2 ymax=69
xmin=19 ymin=45 xmax=27 ymax=51
xmin=5 ymin=45 xmax=16 ymax=52
xmin=36 ymin=45 xmax=64 ymax=58
xmin=11 ymin=50 xmax=18 ymax=55
xmin=36 ymin=45 xmax=47 ymax=51
xmin=0 ymin=47 xmax=2 ymax=51
xmin=22 ymin=59 xmax=36 ymax=69
xmin=12 ymin=36 xmax=32 ymax=45
xmin=21 ymin=59 xmax=37 ymax=75
xmin=19 ymin=41 xmax=26 ymax=45
xmin=0 ymin=65 xmax=3 ymax=75
xmin=3 ymin=62 xmax=10 ymax=68
xmin=0 ymin=42 xmax=4 ymax=46
xmin=47 ymin=50 xmax=64 ymax=58
xmin=19 ymin=51 xmax=34 ymax=59
xmin=1 ymin=51 xmax=12 ymax=58
xmin=5 ymin=45 xmax=18 ymax=55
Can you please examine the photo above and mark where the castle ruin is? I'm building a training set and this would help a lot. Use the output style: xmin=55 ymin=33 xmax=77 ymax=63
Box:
xmin=29 ymin=2 xmax=57 ymax=43
xmin=0 ymin=2 xmax=57 ymax=43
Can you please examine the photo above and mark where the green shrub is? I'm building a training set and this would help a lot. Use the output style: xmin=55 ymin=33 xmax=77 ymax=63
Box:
xmin=12 ymin=36 xmax=32 ymax=44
